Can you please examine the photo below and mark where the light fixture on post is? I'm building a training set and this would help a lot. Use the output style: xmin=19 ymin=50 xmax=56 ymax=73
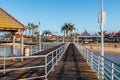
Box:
xmin=98 ymin=0 xmax=106 ymax=79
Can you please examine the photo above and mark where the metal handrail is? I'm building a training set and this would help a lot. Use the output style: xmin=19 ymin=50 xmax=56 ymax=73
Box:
xmin=0 ymin=42 xmax=63 ymax=57
xmin=0 ymin=43 xmax=69 ymax=80
xmin=75 ymin=43 xmax=120 ymax=80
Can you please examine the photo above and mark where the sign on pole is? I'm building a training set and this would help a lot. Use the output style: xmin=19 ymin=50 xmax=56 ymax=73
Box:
xmin=98 ymin=12 xmax=106 ymax=24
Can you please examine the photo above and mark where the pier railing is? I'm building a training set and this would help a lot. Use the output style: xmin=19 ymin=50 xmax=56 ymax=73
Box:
xmin=0 ymin=42 xmax=62 ymax=57
xmin=75 ymin=43 xmax=120 ymax=80
xmin=0 ymin=43 xmax=69 ymax=80
xmin=29 ymin=42 xmax=62 ymax=55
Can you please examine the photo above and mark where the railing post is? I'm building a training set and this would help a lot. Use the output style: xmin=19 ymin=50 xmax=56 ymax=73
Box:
xmin=45 ymin=44 xmax=47 ymax=50
xmin=83 ymin=47 xmax=85 ymax=59
xmin=82 ymin=47 xmax=83 ymax=56
xmin=36 ymin=45 xmax=37 ymax=53
xmin=45 ymin=44 xmax=46 ymax=50
xmin=58 ymin=48 xmax=60 ymax=61
xmin=43 ymin=44 xmax=44 ymax=50
xmin=47 ymin=44 xmax=48 ymax=50
xmin=98 ymin=56 xmax=100 ymax=79
xmin=44 ymin=44 xmax=46 ymax=50
xmin=46 ymin=44 xmax=47 ymax=50
xmin=30 ymin=46 xmax=32 ymax=55
xmin=60 ymin=46 xmax=64 ymax=61
xmin=45 ymin=56 xmax=48 ymax=80
xmin=60 ymin=47 xmax=62 ymax=60
xmin=52 ymin=51 xmax=54 ymax=71
xmin=86 ymin=49 xmax=88 ymax=63
xmin=80 ymin=46 xmax=82 ymax=55
xmin=90 ymin=51 xmax=93 ymax=69
xmin=55 ymin=49 xmax=58 ymax=65
xmin=101 ymin=56 xmax=104 ymax=79
xmin=84 ymin=48 xmax=86 ymax=59
xmin=111 ymin=63 xmax=114 ymax=80
xmin=4 ymin=47 xmax=6 ymax=74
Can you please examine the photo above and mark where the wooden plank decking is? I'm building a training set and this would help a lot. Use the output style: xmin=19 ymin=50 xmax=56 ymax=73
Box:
xmin=0 ymin=43 xmax=100 ymax=80
xmin=48 ymin=43 xmax=99 ymax=80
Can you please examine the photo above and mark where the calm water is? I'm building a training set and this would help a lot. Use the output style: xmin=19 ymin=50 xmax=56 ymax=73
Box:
xmin=0 ymin=46 xmax=21 ymax=57
xmin=0 ymin=46 xmax=120 ymax=65
xmin=105 ymin=53 xmax=120 ymax=64
xmin=0 ymin=46 xmax=42 ymax=57
xmin=95 ymin=52 xmax=120 ymax=65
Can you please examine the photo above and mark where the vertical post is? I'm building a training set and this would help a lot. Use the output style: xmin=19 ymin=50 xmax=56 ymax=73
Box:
xmin=100 ymin=0 xmax=104 ymax=58
xmin=45 ymin=56 xmax=48 ymax=80
xmin=13 ymin=35 xmax=15 ymax=55
xmin=98 ymin=56 xmax=100 ymax=79
xmin=21 ymin=32 xmax=24 ymax=62
xmin=101 ymin=0 xmax=104 ymax=78
xmin=81 ymin=46 xmax=83 ymax=55
xmin=47 ymin=44 xmax=48 ymax=50
xmin=39 ymin=31 xmax=41 ymax=52
xmin=55 ymin=50 xmax=58 ymax=65
xmin=45 ymin=44 xmax=46 ymax=50
xmin=84 ymin=48 xmax=86 ymax=59
xmin=3 ymin=47 xmax=6 ymax=74
xmin=44 ymin=44 xmax=46 ymax=50
xmin=36 ymin=45 xmax=37 ymax=53
xmin=59 ymin=47 xmax=61 ymax=61
xmin=46 ymin=44 xmax=47 ymax=50
xmin=111 ymin=63 xmax=114 ymax=80
xmin=91 ymin=51 xmax=93 ymax=69
xmin=43 ymin=44 xmax=45 ymax=50
xmin=52 ymin=52 xmax=54 ymax=71
xmin=77 ymin=36 xmax=78 ymax=44
xmin=86 ymin=49 xmax=88 ymax=63
xmin=31 ymin=46 xmax=32 ymax=55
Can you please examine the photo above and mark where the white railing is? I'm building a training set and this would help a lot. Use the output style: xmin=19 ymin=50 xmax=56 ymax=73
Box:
xmin=29 ymin=42 xmax=63 ymax=55
xmin=0 ymin=42 xmax=63 ymax=57
xmin=75 ymin=43 xmax=120 ymax=80
xmin=0 ymin=43 xmax=69 ymax=80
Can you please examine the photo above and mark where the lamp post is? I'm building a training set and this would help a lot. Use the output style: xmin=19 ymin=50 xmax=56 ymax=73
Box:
xmin=37 ymin=22 xmax=41 ymax=52
xmin=39 ymin=31 xmax=41 ymax=51
xmin=98 ymin=0 xmax=106 ymax=79
xmin=101 ymin=0 xmax=104 ymax=59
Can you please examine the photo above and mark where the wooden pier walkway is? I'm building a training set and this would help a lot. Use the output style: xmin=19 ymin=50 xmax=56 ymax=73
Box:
xmin=0 ymin=43 xmax=100 ymax=80
xmin=48 ymin=43 xmax=99 ymax=80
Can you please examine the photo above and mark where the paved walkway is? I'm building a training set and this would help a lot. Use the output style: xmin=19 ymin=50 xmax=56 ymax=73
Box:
xmin=48 ymin=43 xmax=99 ymax=80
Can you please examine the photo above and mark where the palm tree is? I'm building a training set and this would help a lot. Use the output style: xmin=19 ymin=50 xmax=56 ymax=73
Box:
xmin=67 ymin=23 xmax=76 ymax=35
xmin=42 ymin=30 xmax=52 ymax=37
xmin=98 ymin=30 xmax=107 ymax=37
xmin=26 ymin=23 xmax=32 ymax=36
xmin=61 ymin=23 xmax=76 ymax=42
xmin=34 ymin=25 xmax=39 ymax=36
xmin=30 ymin=23 xmax=36 ymax=36
xmin=61 ymin=23 xmax=76 ymax=36
xmin=61 ymin=24 xmax=67 ymax=37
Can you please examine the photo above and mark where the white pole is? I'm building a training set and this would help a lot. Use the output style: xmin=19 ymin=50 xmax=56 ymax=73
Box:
xmin=21 ymin=32 xmax=24 ymax=62
xmin=13 ymin=35 xmax=15 ymax=55
xmin=101 ymin=0 xmax=104 ymax=56
xmin=39 ymin=31 xmax=41 ymax=51
xmin=4 ymin=47 xmax=6 ymax=74
xmin=101 ymin=0 xmax=104 ymax=79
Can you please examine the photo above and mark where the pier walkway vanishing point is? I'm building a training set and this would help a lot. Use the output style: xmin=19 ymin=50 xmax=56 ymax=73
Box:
xmin=48 ymin=43 xmax=98 ymax=80
xmin=0 ymin=43 xmax=99 ymax=80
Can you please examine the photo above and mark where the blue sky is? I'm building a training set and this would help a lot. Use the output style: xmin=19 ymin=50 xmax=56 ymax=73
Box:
xmin=0 ymin=0 xmax=120 ymax=34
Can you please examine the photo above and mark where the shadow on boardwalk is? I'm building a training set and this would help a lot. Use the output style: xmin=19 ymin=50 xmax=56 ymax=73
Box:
xmin=0 ymin=44 xmax=63 ymax=80
xmin=48 ymin=43 xmax=99 ymax=80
